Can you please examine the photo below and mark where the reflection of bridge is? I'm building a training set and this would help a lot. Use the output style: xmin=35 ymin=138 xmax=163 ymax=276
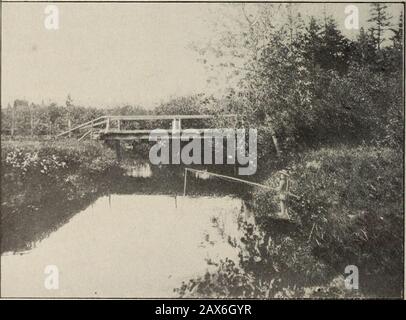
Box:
xmin=57 ymin=114 xmax=237 ymax=141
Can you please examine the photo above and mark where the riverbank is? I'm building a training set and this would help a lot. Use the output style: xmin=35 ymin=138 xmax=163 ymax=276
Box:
xmin=259 ymin=146 xmax=403 ymax=297
xmin=177 ymin=145 xmax=403 ymax=298
xmin=2 ymin=139 xmax=403 ymax=298
xmin=1 ymin=139 xmax=122 ymax=253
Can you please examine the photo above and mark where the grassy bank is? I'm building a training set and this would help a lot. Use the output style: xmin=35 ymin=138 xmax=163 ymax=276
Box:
xmin=177 ymin=146 xmax=403 ymax=298
xmin=1 ymin=139 xmax=122 ymax=253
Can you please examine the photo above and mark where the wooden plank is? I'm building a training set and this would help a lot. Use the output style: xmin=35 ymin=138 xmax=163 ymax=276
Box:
xmin=105 ymin=114 xmax=236 ymax=121
xmin=106 ymin=129 xmax=153 ymax=134
xmin=185 ymin=168 xmax=276 ymax=191
xmin=105 ymin=129 xmax=207 ymax=134
xmin=101 ymin=128 xmax=237 ymax=135
xmin=102 ymin=135 xmax=152 ymax=140
xmin=104 ymin=117 xmax=110 ymax=134
xmin=101 ymin=133 xmax=217 ymax=140
xmin=57 ymin=114 xmax=237 ymax=138
xmin=78 ymin=129 xmax=93 ymax=141
xmin=57 ymin=116 xmax=106 ymax=137
xmin=80 ymin=119 xmax=107 ymax=130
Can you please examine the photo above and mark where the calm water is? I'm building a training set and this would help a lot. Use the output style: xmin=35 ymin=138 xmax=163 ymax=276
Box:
xmin=1 ymin=194 xmax=251 ymax=298
xmin=124 ymin=163 xmax=153 ymax=178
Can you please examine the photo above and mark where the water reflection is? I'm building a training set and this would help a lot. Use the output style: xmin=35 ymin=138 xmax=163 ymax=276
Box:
xmin=124 ymin=163 xmax=152 ymax=178
xmin=1 ymin=194 xmax=250 ymax=298
xmin=1 ymin=192 xmax=101 ymax=254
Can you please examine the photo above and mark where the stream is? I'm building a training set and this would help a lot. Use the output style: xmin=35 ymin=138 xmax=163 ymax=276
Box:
xmin=1 ymin=192 xmax=253 ymax=297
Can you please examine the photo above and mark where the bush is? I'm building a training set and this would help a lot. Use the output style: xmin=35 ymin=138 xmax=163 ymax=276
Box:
xmin=252 ymin=146 xmax=403 ymax=297
xmin=180 ymin=146 xmax=403 ymax=298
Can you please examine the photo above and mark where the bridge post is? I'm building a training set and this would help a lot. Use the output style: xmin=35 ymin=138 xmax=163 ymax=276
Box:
xmin=172 ymin=118 xmax=181 ymax=134
xmin=105 ymin=117 xmax=110 ymax=134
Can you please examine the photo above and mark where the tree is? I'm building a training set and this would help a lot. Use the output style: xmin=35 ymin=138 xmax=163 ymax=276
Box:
xmin=368 ymin=3 xmax=392 ymax=50
xmin=191 ymin=3 xmax=402 ymax=154
xmin=48 ymin=103 xmax=63 ymax=135
xmin=65 ymin=94 xmax=73 ymax=108
xmin=390 ymin=13 xmax=403 ymax=49
xmin=65 ymin=94 xmax=74 ymax=136
xmin=352 ymin=27 xmax=377 ymax=66
xmin=318 ymin=17 xmax=352 ymax=73
xmin=303 ymin=17 xmax=323 ymax=73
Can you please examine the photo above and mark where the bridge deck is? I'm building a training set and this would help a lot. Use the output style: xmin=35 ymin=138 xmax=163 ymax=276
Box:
xmin=99 ymin=130 xmax=220 ymax=140
xmin=57 ymin=114 xmax=237 ymax=141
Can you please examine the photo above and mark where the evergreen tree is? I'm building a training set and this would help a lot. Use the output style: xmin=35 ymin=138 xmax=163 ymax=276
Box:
xmin=303 ymin=17 xmax=323 ymax=71
xmin=352 ymin=27 xmax=377 ymax=65
xmin=390 ymin=13 xmax=403 ymax=49
xmin=303 ymin=16 xmax=351 ymax=74
xmin=368 ymin=3 xmax=392 ymax=50
xmin=66 ymin=94 xmax=73 ymax=108
xmin=318 ymin=17 xmax=351 ymax=73
xmin=286 ymin=4 xmax=305 ymax=49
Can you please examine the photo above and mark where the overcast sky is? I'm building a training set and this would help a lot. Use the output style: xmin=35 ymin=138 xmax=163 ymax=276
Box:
xmin=1 ymin=2 xmax=403 ymax=109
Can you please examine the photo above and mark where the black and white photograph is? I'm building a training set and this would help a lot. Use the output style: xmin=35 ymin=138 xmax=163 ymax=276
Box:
xmin=0 ymin=0 xmax=404 ymax=301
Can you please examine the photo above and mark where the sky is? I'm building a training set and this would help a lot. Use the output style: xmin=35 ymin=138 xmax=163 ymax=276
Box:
xmin=1 ymin=1 xmax=403 ymax=109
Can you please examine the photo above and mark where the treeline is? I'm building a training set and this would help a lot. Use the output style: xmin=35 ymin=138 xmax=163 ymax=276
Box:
xmin=198 ymin=3 xmax=404 ymax=156
xmin=0 ymin=94 xmax=220 ymax=137
xmin=1 ymin=100 xmax=149 ymax=137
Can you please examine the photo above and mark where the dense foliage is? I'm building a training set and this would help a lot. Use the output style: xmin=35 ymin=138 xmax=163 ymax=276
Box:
xmin=177 ymin=147 xmax=403 ymax=298
xmin=174 ymin=4 xmax=404 ymax=298
xmin=193 ymin=4 xmax=404 ymax=156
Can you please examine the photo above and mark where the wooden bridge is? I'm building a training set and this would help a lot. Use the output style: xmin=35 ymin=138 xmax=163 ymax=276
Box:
xmin=57 ymin=114 xmax=237 ymax=141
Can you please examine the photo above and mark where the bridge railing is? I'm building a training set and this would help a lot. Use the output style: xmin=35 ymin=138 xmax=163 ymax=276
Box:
xmin=56 ymin=114 xmax=237 ymax=140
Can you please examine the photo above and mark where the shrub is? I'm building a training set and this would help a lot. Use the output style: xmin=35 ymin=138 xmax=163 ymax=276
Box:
xmin=252 ymin=146 xmax=403 ymax=297
xmin=180 ymin=146 xmax=403 ymax=298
